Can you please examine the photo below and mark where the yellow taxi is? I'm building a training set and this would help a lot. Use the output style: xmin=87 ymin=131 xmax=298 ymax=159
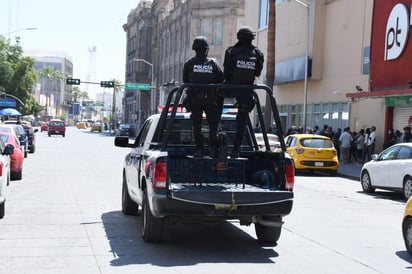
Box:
xmin=284 ymin=134 xmax=339 ymax=175
xmin=403 ymin=197 xmax=412 ymax=254
xmin=76 ymin=122 xmax=87 ymax=129
xmin=91 ymin=122 xmax=104 ymax=132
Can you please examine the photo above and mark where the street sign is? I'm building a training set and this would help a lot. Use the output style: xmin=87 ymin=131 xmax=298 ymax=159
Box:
xmin=93 ymin=103 xmax=104 ymax=107
xmin=126 ymin=82 xmax=151 ymax=90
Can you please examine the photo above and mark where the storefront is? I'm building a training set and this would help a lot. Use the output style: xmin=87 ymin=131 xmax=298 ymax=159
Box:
xmin=347 ymin=0 xmax=412 ymax=139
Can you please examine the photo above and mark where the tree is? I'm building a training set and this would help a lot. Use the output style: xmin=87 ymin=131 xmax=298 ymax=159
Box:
xmin=70 ymin=86 xmax=89 ymax=121
xmin=265 ymin=0 xmax=277 ymax=132
xmin=0 ymin=36 xmax=40 ymax=115
xmin=37 ymin=66 xmax=63 ymax=118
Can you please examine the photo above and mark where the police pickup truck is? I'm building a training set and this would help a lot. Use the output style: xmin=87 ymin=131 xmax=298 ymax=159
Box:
xmin=114 ymin=84 xmax=294 ymax=244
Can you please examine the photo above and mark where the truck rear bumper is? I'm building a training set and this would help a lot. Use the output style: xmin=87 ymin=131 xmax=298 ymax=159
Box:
xmin=150 ymin=192 xmax=293 ymax=218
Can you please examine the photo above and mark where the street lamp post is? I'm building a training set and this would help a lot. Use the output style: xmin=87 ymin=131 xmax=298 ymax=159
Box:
xmin=295 ymin=0 xmax=310 ymax=133
xmin=2 ymin=27 xmax=37 ymax=38
xmin=131 ymin=58 xmax=154 ymax=115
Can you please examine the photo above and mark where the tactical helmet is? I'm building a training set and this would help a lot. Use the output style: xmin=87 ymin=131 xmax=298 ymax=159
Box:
xmin=192 ymin=36 xmax=209 ymax=50
xmin=237 ymin=26 xmax=256 ymax=40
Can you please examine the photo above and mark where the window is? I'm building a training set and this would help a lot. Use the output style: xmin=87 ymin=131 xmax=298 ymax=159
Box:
xmin=200 ymin=19 xmax=210 ymax=38
xmin=213 ymin=18 xmax=222 ymax=45
xmin=259 ymin=0 xmax=269 ymax=29
xmin=397 ymin=146 xmax=412 ymax=159
xmin=379 ymin=146 xmax=399 ymax=161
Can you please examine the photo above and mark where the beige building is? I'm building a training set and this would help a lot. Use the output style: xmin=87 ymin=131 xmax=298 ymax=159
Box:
xmin=251 ymin=0 xmax=388 ymax=149
xmin=124 ymin=0 xmax=247 ymax=129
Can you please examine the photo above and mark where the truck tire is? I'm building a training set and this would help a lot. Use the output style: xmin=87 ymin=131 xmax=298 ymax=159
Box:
xmin=122 ymin=178 xmax=138 ymax=215
xmin=255 ymin=216 xmax=282 ymax=245
xmin=142 ymin=190 xmax=163 ymax=242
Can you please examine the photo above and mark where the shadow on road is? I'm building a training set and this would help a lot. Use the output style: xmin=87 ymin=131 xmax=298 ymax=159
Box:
xmin=395 ymin=251 xmax=412 ymax=268
xmin=101 ymin=210 xmax=279 ymax=267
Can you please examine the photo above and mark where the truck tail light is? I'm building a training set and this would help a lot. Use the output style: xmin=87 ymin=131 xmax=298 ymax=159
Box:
xmin=285 ymin=161 xmax=294 ymax=191
xmin=153 ymin=162 xmax=167 ymax=188
xmin=0 ymin=162 xmax=3 ymax=177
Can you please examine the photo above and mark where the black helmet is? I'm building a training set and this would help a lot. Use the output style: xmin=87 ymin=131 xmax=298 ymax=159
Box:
xmin=192 ymin=36 xmax=209 ymax=50
xmin=237 ymin=26 xmax=256 ymax=40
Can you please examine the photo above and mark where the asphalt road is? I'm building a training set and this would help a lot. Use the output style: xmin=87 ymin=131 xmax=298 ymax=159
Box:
xmin=0 ymin=127 xmax=411 ymax=274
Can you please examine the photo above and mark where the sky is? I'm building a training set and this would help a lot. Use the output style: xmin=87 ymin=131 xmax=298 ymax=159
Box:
xmin=1 ymin=0 xmax=139 ymax=97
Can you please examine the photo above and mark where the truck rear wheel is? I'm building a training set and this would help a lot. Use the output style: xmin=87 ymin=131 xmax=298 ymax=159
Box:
xmin=255 ymin=216 xmax=282 ymax=245
xmin=122 ymin=178 xmax=138 ymax=215
xmin=142 ymin=190 xmax=163 ymax=242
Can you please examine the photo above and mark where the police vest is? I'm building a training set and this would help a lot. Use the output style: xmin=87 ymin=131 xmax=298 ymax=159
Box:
xmin=188 ymin=58 xmax=219 ymax=83
xmin=229 ymin=48 xmax=259 ymax=84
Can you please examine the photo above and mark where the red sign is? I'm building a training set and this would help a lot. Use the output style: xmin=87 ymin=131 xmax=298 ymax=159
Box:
xmin=370 ymin=0 xmax=412 ymax=91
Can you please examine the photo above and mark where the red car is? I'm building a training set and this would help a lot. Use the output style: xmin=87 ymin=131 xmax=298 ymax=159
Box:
xmin=40 ymin=122 xmax=48 ymax=132
xmin=0 ymin=132 xmax=23 ymax=180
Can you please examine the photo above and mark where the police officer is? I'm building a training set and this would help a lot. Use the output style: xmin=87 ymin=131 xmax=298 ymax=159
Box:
xmin=183 ymin=36 xmax=224 ymax=157
xmin=223 ymin=26 xmax=264 ymax=158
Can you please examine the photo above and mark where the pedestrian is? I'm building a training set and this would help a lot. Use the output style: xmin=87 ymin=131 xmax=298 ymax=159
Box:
xmin=333 ymin=128 xmax=342 ymax=160
xmin=383 ymin=127 xmax=396 ymax=149
xmin=339 ymin=127 xmax=353 ymax=164
xmin=323 ymin=126 xmax=334 ymax=140
xmin=362 ymin=128 xmax=370 ymax=162
xmin=223 ymin=26 xmax=264 ymax=158
xmin=401 ymin=126 xmax=412 ymax=143
xmin=350 ymin=131 xmax=358 ymax=163
xmin=183 ymin=36 xmax=224 ymax=157
xmin=367 ymin=126 xmax=377 ymax=160
xmin=355 ymin=129 xmax=365 ymax=164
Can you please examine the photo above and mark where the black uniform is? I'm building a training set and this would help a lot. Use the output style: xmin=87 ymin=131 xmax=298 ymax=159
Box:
xmin=223 ymin=40 xmax=264 ymax=156
xmin=183 ymin=55 xmax=224 ymax=156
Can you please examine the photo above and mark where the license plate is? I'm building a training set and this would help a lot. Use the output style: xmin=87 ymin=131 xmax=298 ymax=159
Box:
xmin=315 ymin=162 xmax=324 ymax=166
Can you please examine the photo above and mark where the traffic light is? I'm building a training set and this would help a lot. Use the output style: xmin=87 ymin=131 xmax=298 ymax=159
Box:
xmin=66 ymin=78 xmax=81 ymax=85
xmin=100 ymin=81 xmax=114 ymax=87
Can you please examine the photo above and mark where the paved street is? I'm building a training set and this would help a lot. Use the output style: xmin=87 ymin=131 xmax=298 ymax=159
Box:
xmin=0 ymin=127 xmax=411 ymax=274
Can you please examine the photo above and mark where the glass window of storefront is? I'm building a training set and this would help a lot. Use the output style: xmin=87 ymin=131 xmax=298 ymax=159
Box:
xmin=278 ymin=102 xmax=349 ymax=133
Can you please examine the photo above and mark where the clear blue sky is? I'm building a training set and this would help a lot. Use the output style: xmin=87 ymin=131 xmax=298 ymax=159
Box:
xmin=1 ymin=0 xmax=138 ymax=85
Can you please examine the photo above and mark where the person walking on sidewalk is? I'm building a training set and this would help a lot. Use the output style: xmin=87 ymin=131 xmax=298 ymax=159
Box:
xmin=367 ymin=126 xmax=377 ymax=160
xmin=339 ymin=127 xmax=353 ymax=164
xmin=355 ymin=129 xmax=365 ymax=164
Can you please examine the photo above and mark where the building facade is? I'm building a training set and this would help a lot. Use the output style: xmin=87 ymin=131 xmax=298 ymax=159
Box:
xmin=254 ymin=0 xmax=380 ymax=145
xmin=25 ymin=50 xmax=74 ymax=123
xmin=123 ymin=0 xmax=247 ymax=130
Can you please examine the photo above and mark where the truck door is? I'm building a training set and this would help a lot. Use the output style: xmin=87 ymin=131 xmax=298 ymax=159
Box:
xmin=128 ymin=120 xmax=152 ymax=204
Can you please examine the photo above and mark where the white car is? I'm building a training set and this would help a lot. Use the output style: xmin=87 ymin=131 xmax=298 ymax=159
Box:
xmin=360 ymin=143 xmax=412 ymax=200
xmin=0 ymin=137 xmax=14 ymax=218
xmin=255 ymin=133 xmax=280 ymax=151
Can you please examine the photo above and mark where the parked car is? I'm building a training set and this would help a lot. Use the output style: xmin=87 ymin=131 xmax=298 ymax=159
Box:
xmin=40 ymin=122 xmax=48 ymax=132
xmin=76 ymin=122 xmax=87 ymax=129
xmin=48 ymin=119 xmax=66 ymax=137
xmin=284 ymin=134 xmax=339 ymax=175
xmin=403 ymin=197 xmax=412 ymax=254
xmin=0 ymin=138 xmax=14 ymax=218
xmin=4 ymin=120 xmax=37 ymax=153
xmin=91 ymin=122 xmax=104 ymax=132
xmin=0 ymin=132 xmax=23 ymax=181
xmin=0 ymin=124 xmax=28 ymax=158
xmin=360 ymin=143 xmax=412 ymax=199
xmin=116 ymin=124 xmax=135 ymax=137
xmin=255 ymin=133 xmax=280 ymax=151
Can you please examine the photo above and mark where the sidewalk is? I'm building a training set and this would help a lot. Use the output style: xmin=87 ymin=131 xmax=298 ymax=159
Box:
xmin=337 ymin=162 xmax=363 ymax=180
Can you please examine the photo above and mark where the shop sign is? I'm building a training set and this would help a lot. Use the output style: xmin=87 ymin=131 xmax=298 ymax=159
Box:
xmin=385 ymin=95 xmax=412 ymax=106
